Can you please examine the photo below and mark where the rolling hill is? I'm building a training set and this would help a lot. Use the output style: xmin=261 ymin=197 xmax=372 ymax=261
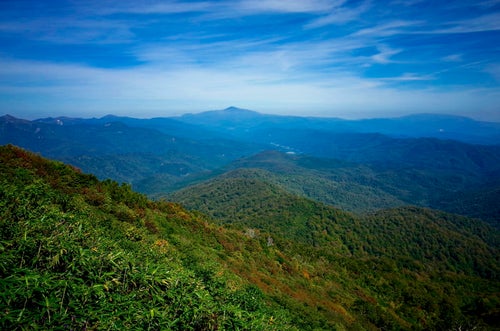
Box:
xmin=167 ymin=171 xmax=499 ymax=279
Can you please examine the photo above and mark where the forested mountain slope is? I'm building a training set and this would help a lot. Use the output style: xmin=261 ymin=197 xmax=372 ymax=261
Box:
xmin=167 ymin=173 xmax=499 ymax=276
xmin=1 ymin=145 xmax=499 ymax=330
xmin=171 ymin=150 xmax=500 ymax=226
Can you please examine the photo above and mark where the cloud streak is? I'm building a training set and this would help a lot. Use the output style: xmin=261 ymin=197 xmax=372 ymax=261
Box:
xmin=0 ymin=0 xmax=498 ymax=120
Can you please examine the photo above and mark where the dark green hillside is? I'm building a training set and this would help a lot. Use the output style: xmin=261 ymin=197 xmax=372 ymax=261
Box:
xmin=1 ymin=145 xmax=500 ymax=330
xmin=224 ymin=151 xmax=406 ymax=213
xmin=206 ymin=150 xmax=500 ymax=226
xmin=167 ymin=173 xmax=499 ymax=277
xmin=438 ymin=186 xmax=500 ymax=228
xmin=169 ymin=174 xmax=357 ymax=249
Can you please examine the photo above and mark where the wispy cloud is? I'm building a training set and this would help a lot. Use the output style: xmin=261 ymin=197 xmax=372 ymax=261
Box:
xmin=434 ymin=13 xmax=500 ymax=34
xmin=371 ymin=45 xmax=402 ymax=64
xmin=476 ymin=0 xmax=500 ymax=7
xmin=305 ymin=1 xmax=370 ymax=28
xmin=0 ymin=0 xmax=498 ymax=120
xmin=379 ymin=73 xmax=434 ymax=81
xmin=442 ymin=54 xmax=463 ymax=62
xmin=0 ymin=17 xmax=134 ymax=44
xmin=87 ymin=0 xmax=339 ymax=17
xmin=353 ymin=20 xmax=423 ymax=37
xmin=82 ymin=0 xmax=213 ymax=15
xmin=236 ymin=0 xmax=338 ymax=14
xmin=1 ymin=56 xmax=498 ymax=120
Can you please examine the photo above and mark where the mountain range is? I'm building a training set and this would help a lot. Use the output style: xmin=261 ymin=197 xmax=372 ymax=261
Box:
xmin=1 ymin=108 xmax=499 ymax=227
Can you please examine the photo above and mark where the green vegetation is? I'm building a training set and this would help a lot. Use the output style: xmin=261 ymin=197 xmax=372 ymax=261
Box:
xmin=219 ymin=150 xmax=500 ymax=226
xmin=221 ymin=151 xmax=407 ymax=213
xmin=0 ymin=145 xmax=291 ymax=330
xmin=1 ymin=145 xmax=499 ymax=330
xmin=168 ymin=174 xmax=499 ymax=277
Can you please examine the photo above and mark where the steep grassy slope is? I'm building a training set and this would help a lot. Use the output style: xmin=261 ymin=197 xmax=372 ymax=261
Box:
xmin=0 ymin=145 xmax=292 ymax=330
xmin=1 ymin=145 xmax=499 ymax=330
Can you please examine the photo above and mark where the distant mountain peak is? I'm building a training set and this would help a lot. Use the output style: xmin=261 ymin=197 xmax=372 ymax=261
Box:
xmin=0 ymin=114 xmax=30 ymax=124
xmin=0 ymin=114 xmax=18 ymax=121
xmin=101 ymin=114 xmax=121 ymax=120
xmin=179 ymin=107 xmax=264 ymax=126
xmin=224 ymin=106 xmax=244 ymax=111
xmin=218 ymin=106 xmax=260 ymax=115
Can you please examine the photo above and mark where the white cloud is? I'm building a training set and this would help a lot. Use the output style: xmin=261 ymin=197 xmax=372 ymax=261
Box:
xmin=86 ymin=0 xmax=212 ymax=15
xmin=353 ymin=20 xmax=423 ymax=37
xmin=235 ymin=0 xmax=339 ymax=14
xmin=88 ymin=0 xmax=340 ymax=17
xmin=305 ymin=1 xmax=370 ymax=28
xmin=1 ymin=58 xmax=498 ymax=121
xmin=378 ymin=73 xmax=434 ymax=81
xmin=441 ymin=54 xmax=463 ymax=62
xmin=427 ymin=13 xmax=500 ymax=34
xmin=371 ymin=45 xmax=401 ymax=64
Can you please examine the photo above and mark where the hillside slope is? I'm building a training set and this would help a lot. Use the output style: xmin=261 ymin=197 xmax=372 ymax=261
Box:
xmin=168 ymin=172 xmax=499 ymax=275
xmin=2 ymin=145 xmax=500 ymax=330
xmin=0 ymin=145 xmax=294 ymax=330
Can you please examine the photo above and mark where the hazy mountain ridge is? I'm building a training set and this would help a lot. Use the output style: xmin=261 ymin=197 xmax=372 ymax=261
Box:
xmin=176 ymin=108 xmax=500 ymax=145
xmin=1 ymin=145 xmax=499 ymax=330
xmin=0 ymin=113 xmax=264 ymax=184
xmin=1 ymin=110 xmax=500 ymax=226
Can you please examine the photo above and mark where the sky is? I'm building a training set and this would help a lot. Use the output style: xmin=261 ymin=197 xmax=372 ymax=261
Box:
xmin=0 ymin=0 xmax=499 ymax=121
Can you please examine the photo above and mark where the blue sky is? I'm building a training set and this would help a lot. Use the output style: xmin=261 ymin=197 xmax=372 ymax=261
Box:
xmin=0 ymin=0 xmax=499 ymax=120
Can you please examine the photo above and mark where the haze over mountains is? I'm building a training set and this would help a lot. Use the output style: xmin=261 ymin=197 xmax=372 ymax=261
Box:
xmin=2 ymin=108 xmax=500 ymax=224
xmin=2 ymin=107 xmax=500 ymax=228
